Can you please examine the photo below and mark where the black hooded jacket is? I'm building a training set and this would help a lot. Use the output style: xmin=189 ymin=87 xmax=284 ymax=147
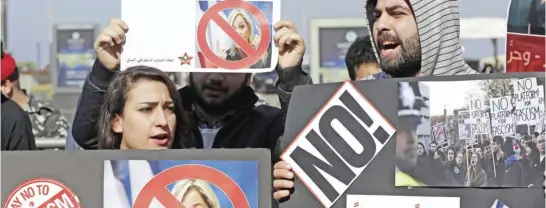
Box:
xmin=72 ymin=59 xmax=312 ymax=160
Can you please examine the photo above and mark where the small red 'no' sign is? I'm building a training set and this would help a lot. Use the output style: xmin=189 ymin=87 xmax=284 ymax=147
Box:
xmin=133 ymin=164 xmax=250 ymax=208
xmin=197 ymin=0 xmax=271 ymax=70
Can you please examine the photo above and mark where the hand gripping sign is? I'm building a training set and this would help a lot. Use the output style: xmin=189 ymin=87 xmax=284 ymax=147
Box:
xmin=280 ymin=81 xmax=396 ymax=207
xmin=121 ymin=0 xmax=280 ymax=73
xmin=133 ymin=164 xmax=250 ymax=208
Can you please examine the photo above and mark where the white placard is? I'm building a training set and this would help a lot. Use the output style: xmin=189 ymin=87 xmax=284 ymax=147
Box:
xmin=468 ymin=97 xmax=489 ymax=135
xmin=346 ymin=195 xmax=460 ymax=208
xmin=121 ymin=0 xmax=280 ymax=73
xmin=512 ymin=78 xmax=541 ymax=124
xmin=489 ymin=96 xmax=514 ymax=136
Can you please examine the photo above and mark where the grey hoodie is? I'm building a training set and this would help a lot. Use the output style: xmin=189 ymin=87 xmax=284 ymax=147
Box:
xmin=361 ymin=0 xmax=478 ymax=80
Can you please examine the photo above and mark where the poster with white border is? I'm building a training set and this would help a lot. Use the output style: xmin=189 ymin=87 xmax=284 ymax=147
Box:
xmin=346 ymin=195 xmax=460 ymax=208
xmin=121 ymin=0 xmax=280 ymax=73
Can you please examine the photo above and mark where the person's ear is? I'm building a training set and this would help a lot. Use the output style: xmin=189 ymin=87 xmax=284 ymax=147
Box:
xmin=112 ymin=114 xmax=123 ymax=133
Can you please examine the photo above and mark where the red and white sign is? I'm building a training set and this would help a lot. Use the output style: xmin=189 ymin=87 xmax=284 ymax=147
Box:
xmin=506 ymin=33 xmax=545 ymax=73
xmin=3 ymin=178 xmax=81 ymax=208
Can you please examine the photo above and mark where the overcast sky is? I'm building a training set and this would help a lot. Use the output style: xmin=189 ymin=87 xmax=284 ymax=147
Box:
xmin=5 ymin=0 xmax=510 ymax=68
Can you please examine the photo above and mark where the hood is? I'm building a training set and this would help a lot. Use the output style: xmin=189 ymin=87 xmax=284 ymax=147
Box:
xmin=363 ymin=0 xmax=478 ymax=77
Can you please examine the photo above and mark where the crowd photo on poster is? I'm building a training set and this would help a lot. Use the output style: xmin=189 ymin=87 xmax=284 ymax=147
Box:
xmin=396 ymin=77 xmax=546 ymax=187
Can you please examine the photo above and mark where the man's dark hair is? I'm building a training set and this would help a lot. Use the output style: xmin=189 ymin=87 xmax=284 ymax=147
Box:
xmin=533 ymin=132 xmax=540 ymax=138
xmin=345 ymin=36 xmax=378 ymax=80
xmin=493 ymin=136 xmax=504 ymax=145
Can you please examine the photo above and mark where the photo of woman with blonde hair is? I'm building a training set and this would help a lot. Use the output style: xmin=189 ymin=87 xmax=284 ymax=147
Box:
xmin=215 ymin=9 xmax=270 ymax=68
xmin=171 ymin=179 xmax=221 ymax=208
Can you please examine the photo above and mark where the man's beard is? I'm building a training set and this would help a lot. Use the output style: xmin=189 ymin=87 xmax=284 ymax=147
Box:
xmin=190 ymin=79 xmax=247 ymax=116
xmin=378 ymin=32 xmax=421 ymax=78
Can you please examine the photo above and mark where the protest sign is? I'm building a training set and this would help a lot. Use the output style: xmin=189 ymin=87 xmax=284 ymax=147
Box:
xmin=280 ymin=81 xmax=396 ymax=207
xmin=512 ymin=78 xmax=542 ymax=124
xmin=1 ymin=149 xmax=272 ymax=208
xmin=3 ymin=178 xmax=81 ymax=208
xmin=489 ymin=96 xmax=515 ymax=136
xmin=457 ymin=110 xmax=472 ymax=140
xmin=120 ymin=0 xmax=280 ymax=73
xmin=431 ymin=123 xmax=446 ymax=143
xmin=278 ymin=74 xmax=544 ymax=208
xmin=116 ymin=161 xmax=256 ymax=208
xmin=346 ymin=195 xmax=460 ymax=208
xmin=468 ymin=97 xmax=489 ymax=135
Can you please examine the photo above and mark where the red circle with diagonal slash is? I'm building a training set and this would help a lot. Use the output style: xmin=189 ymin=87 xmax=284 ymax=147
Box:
xmin=197 ymin=0 xmax=271 ymax=70
xmin=3 ymin=178 xmax=81 ymax=208
xmin=133 ymin=164 xmax=250 ymax=208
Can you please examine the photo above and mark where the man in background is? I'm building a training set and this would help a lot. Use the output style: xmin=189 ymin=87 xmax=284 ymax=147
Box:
xmin=1 ymin=48 xmax=36 ymax=150
xmin=0 ymin=43 xmax=69 ymax=139
xmin=361 ymin=0 xmax=477 ymax=80
xmin=345 ymin=36 xmax=380 ymax=80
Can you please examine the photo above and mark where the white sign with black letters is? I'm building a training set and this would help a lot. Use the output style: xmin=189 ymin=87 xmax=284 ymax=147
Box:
xmin=468 ymin=97 xmax=489 ymax=135
xmin=346 ymin=195 xmax=460 ymax=208
xmin=281 ymin=81 xmax=396 ymax=208
xmin=512 ymin=78 xmax=541 ymax=124
xmin=489 ymin=96 xmax=514 ymax=136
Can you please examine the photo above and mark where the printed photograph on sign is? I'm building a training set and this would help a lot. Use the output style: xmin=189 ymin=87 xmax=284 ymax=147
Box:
xmin=102 ymin=160 xmax=258 ymax=208
xmin=396 ymin=77 xmax=545 ymax=188
xmin=280 ymin=81 xmax=396 ymax=207
xmin=346 ymin=195 xmax=460 ymax=208
xmin=195 ymin=0 xmax=280 ymax=72
xmin=120 ymin=0 xmax=279 ymax=73
xmin=505 ymin=0 xmax=545 ymax=72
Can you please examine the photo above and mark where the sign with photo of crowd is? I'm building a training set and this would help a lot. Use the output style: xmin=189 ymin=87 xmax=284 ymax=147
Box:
xmin=278 ymin=72 xmax=544 ymax=208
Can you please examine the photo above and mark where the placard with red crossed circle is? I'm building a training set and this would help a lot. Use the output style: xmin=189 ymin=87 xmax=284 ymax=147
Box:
xmin=3 ymin=178 xmax=81 ymax=208
xmin=133 ymin=164 xmax=250 ymax=208
xmin=196 ymin=0 xmax=279 ymax=72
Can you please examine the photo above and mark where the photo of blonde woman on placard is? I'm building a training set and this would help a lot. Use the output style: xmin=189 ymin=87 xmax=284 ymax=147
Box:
xmin=171 ymin=179 xmax=220 ymax=208
xmin=196 ymin=1 xmax=275 ymax=70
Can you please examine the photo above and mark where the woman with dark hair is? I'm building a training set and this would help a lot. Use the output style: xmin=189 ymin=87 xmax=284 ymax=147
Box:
xmin=97 ymin=66 xmax=190 ymax=149
xmin=465 ymin=151 xmax=487 ymax=187
xmin=524 ymin=141 xmax=542 ymax=187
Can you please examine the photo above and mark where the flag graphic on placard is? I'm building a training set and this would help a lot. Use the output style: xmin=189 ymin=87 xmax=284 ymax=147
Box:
xmin=491 ymin=200 xmax=510 ymax=208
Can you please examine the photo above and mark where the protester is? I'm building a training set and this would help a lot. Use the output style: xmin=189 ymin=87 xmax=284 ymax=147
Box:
xmin=490 ymin=136 xmax=507 ymax=186
xmin=394 ymin=82 xmax=427 ymax=186
xmin=524 ymin=141 xmax=541 ymax=186
xmin=501 ymin=137 xmax=525 ymax=187
xmin=344 ymin=36 xmax=380 ymax=80
xmin=0 ymin=52 xmax=69 ymax=139
xmin=449 ymin=151 xmax=467 ymax=186
xmin=72 ymin=19 xmax=310 ymax=154
xmin=529 ymin=0 xmax=545 ymax=35
xmin=1 ymin=94 xmax=37 ymax=150
xmin=1 ymin=50 xmax=37 ymax=151
xmin=529 ymin=135 xmax=546 ymax=187
xmin=97 ymin=66 xmax=189 ymax=150
xmin=65 ymin=126 xmax=83 ymax=151
xmin=465 ymin=152 xmax=487 ymax=187
xmin=360 ymin=0 xmax=478 ymax=80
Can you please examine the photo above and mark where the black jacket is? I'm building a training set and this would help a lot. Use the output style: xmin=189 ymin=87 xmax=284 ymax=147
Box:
xmin=72 ymin=60 xmax=312 ymax=159
xmin=527 ymin=154 xmax=545 ymax=187
xmin=1 ymin=94 xmax=37 ymax=150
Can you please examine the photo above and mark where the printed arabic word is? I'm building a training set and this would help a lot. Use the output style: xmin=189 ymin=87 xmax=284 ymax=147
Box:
xmin=126 ymin=58 xmax=175 ymax=63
